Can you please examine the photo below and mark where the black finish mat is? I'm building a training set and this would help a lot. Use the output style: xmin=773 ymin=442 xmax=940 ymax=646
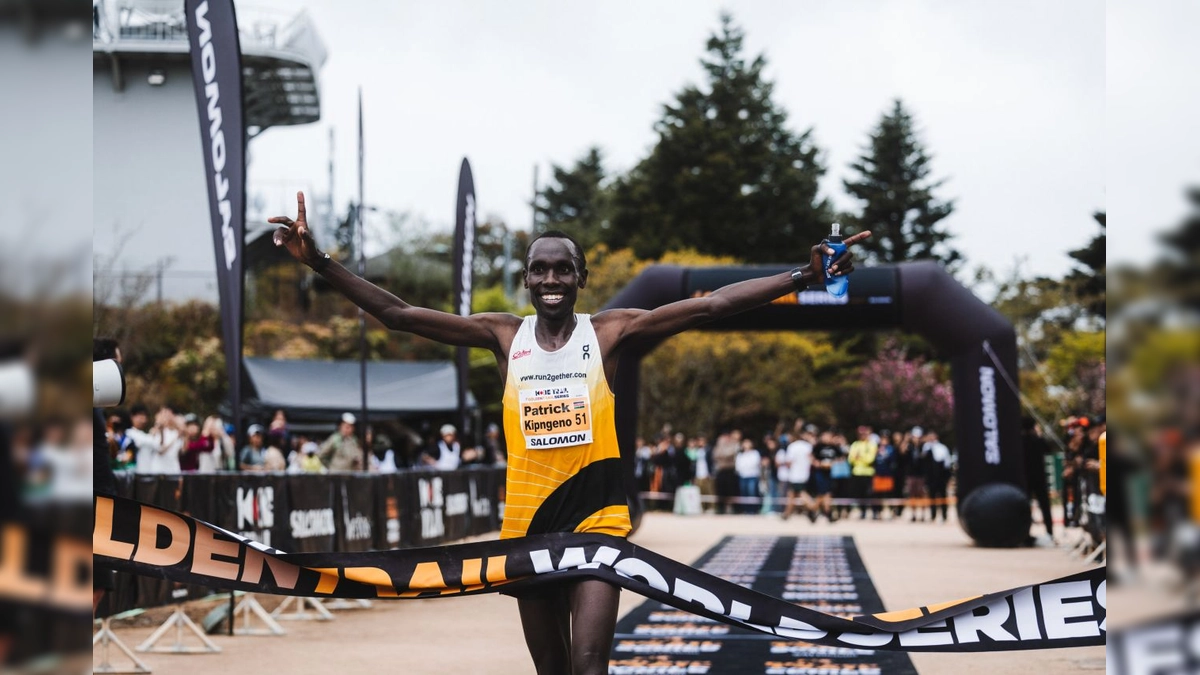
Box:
xmin=609 ymin=534 xmax=918 ymax=674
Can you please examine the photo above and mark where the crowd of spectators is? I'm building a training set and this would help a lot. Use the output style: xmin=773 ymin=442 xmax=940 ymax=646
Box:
xmin=100 ymin=404 xmax=510 ymax=475
xmin=635 ymin=419 xmax=957 ymax=522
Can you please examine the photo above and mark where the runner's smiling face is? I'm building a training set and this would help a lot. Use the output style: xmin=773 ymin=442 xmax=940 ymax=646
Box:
xmin=524 ymin=238 xmax=587 ymax=320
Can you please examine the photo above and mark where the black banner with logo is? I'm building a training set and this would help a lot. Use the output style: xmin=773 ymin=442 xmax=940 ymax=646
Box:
xmin=0 ymin=506 xmax=92 ymax=665
xmin=185 ymin=0 xmax=246 ymax=438
xmin=93 ymin=470 xmax=504 ymax=615
xmin=95 ymin=493 xmax=1106 ymax=653
xmin=409 ymin=471 xmax=448 ymax=546
xmin=1108 ymin=610 xmax=1196 ymax=674
xmin=286 ymin=474 xmax=336 ymax=553
xmin=951 ymin=340 xmax=1025 ymax=501
xmin=466 ymin=468 xmax=499 ymax=535
xmin=374 ymin=473 xmax=405 ymax=550
xmin=337 ymin=475 xmax=376 ymax=552
xmin=440 ymin=470 xmax=471 ymax=542
xmin=451 ymin=158 xmax=476 ymax=435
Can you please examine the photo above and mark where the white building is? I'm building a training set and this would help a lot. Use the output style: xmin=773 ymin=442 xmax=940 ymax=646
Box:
xmin=93 ymin=0 xmax=328 ymax=302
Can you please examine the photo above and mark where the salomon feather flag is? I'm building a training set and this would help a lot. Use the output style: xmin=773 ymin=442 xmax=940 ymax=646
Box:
xmin=186 ymin=0 xmax=245 ymax=436
xmin=452 ymin=159 xmax=476 ymax=434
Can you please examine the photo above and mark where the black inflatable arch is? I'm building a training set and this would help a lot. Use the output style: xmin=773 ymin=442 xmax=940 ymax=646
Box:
xmin=602 ymin=261 xmax=1029 ymax=547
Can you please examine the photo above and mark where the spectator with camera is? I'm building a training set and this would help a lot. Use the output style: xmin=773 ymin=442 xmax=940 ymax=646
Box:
xmin=144 ymin=406 xmax=183 ymax=474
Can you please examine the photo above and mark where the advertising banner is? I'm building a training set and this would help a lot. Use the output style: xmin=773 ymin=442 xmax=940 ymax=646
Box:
xmin=95 ymin=493 xmax=1106 ymax=653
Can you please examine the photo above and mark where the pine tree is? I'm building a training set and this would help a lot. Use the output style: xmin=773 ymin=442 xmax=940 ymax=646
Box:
xmin=536 ymin=147 xmax=610 ymax=251
xmin=1162 ymin=188 xmax=1200 ymax=310
xmin=607 ymin=14 xmax=831 ymax=263
xmin=842 ymin=99 xmax=958 ymax=268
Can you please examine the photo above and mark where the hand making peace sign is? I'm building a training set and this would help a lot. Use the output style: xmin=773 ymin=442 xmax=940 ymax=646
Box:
xmin=268 ymin=191 xmax=325 ymax=268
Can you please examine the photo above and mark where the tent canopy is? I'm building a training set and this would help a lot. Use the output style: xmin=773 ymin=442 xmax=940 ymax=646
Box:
xmin=242 ymin=357 xmax=477 ymax=423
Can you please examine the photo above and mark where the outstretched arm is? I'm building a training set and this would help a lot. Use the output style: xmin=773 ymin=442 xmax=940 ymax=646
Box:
xmin=602 ymin=232 xmax=870 ymax=346
xmin=270 ymin=192 xmax=516 ymax=350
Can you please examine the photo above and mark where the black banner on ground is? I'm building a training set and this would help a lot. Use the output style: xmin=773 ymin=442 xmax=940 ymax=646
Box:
xmin=610 ymin=535 xmax=916 ymax=673
xmin=185 ymin=0 xmax=246 ymax=440
xmin=94 ymin=494 xmax=1106 ymax=653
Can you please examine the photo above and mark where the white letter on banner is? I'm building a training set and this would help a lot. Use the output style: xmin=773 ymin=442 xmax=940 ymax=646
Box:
xmin=775 ymin=616 xmax=827 ymax=641
xmin=729 ymin=600 xmax=751 ymax=621
xmin=1040 ymin=580 xmax=1100 ymax=639
xmin=529 ymin=550 xmax=553 ymax=575
xmin=200 ymin=42 xmax=216 ymax=84
xmin=838 ymin=631 xmax=894 ymax=647
xmin=1011 ymin=587 xmax=1042 ymax=640
xmin=205 ymin=83 xmax=221 ymax=137
xmin=1120 ymin=625 xmax=1184 ymax=675
xmin=556 ymin=547 xmax=586 ymax=570
xmin=218 ymin=198 xmax=231 ymax=231
xmin=951 ymin=598 xmax=1016 ymax=644
xmin=613 ymin=558 xmax=668 ymax=593
xmin=194 ymin=2 xmax=212 ymax=47
xmin=211 ymin=129 xmax=226 ymax=173
xmin=1097 ymin=580 xmax=1106 ymax=633
xmin=591 ymin=546 xmax=620 ymax=567
xmin=671 ymin=578 xmax=723 ymax=615
xmin=214 ymin=172 xmax=229 ymax=201
xmin=898 ymin=620 xmax=955 ymax=647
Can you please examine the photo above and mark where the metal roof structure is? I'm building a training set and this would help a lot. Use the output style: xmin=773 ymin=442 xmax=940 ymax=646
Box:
xmin=242 ymin=357 xmax=478 ymax=421
xmin=93 ymin=0 xmax=327 ymax=135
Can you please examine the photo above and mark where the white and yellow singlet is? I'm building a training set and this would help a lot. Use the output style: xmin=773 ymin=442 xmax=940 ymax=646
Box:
xmin=500 ymin=314 xmax=631 ymax=539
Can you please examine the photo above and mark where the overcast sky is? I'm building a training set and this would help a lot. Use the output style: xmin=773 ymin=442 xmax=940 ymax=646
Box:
xmin=240 ymin=2 xmax=1181 ymax=280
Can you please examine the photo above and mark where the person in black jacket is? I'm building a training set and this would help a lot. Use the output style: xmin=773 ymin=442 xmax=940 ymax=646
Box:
xmin=92 ymin=338 xmax=122 ymax=612
xmin=1021 ymin=417 xmax=1055 ymax=541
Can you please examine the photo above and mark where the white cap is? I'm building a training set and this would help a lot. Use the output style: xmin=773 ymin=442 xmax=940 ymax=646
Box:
xmin=440 ymin=424 xmax=457 ymax=436
xmin=911 ymin=426 xmax=923 ymax=438
xmin=302 ymin=441 xmax=319 ymax=454
xmin=341 ymin=412 xmax=357 ymax=425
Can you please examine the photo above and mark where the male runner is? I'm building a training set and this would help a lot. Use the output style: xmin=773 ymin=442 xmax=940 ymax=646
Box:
xmin=271 ymin=192 xmax=868 ymax=675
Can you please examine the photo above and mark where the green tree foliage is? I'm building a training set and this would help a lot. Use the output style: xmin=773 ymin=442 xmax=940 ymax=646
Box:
xmin=1162 ymin=188 xmax=1200 ymax=309
xmin=576 ymin=246 xmax=859 ymax=436
xmin=574 ymin=244 xmax=646 ymax=314
xmin=639 ymin=331 xmax=857 ymax=439
xmin=608 ymin=14 xmax=831 ymax=263
xmin=536 ymin=147 xmax=611 ymax=251
xmin=842 ymin=99 xmax=958 ymax=268
xmin=1044 ymin=330 xmax=1106 ymax=414
xmin=986 ymin=247 xmax=1106 ymax=426
xmin=1064 ymin=211 xmax=1106 ymax=321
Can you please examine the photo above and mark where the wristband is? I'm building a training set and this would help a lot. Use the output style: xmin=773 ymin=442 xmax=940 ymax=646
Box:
xmin=790 ymin=266 xmax=814 ymax=290
xmin=312 ymin=252 xmax=332 ymax=273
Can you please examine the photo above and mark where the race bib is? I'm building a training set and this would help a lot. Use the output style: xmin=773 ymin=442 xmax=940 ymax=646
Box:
xmin=519 ymin=383 xmax=593 ymax=450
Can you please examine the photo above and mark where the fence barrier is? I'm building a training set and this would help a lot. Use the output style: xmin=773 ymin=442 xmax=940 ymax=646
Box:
xmin=97 ymin=467 xmax=505 ymax=618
